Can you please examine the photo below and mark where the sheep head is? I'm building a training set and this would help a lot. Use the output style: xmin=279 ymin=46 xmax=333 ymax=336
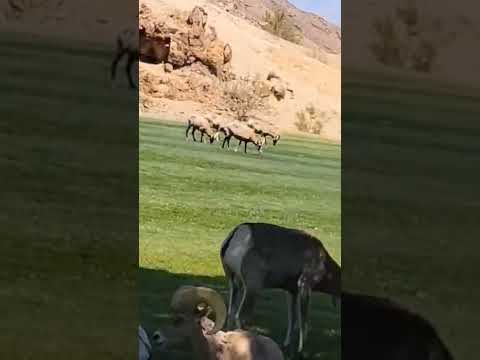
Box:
xmin=309 ymin=250 xmax=341 ymax=300
xmin=204 ymin=128 xmax=217 ymax=144
xmin=273 ymin=134 xmax=281 ymax=146
xmin=170 ymin=286 xmax=227 ymax=336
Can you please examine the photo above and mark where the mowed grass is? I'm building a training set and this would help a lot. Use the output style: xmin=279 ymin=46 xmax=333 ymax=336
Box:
xmin=1 ymin=32 xmax=138 ymax=358
xmin=139 ymin=120 xmax=341 ymax=359
xmin=343 ymin=69 xmax=480 ymax=360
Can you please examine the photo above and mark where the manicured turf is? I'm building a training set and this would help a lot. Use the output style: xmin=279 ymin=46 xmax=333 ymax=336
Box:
xmin=1 ymin=32 xmax=138 ymax=358
xmin=139 ymin=120 xmax=341 ymax=359
xmin=343 ymin=69 xmax=480 ymax=360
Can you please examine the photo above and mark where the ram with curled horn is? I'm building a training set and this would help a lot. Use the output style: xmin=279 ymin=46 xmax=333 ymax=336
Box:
xmin=153 ymin=285 xmax=284 ymax=360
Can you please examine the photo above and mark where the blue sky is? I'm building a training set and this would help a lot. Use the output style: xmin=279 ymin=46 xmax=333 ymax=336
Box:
xmin=289 ymin=0 xmax=341 ymax=26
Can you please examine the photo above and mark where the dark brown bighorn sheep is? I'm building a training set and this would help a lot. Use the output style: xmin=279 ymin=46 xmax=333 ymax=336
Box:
xmin=154 ymin=286 xmax=284 ymax=360
xmin=220 ymin=223 xmax=341 ymax=358
xmin=342 ymin=292 xmax=454 ymax=360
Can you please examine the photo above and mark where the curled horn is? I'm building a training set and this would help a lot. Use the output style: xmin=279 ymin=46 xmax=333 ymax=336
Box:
xmin=170 ymin=286 xmax=227 ymax=335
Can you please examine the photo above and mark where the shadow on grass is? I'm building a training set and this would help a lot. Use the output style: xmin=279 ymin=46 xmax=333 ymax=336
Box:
xmin=139 ymin=267 xmax=341 ymax=360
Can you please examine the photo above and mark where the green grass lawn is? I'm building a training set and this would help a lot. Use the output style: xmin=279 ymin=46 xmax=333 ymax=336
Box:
xmin=343 ymin=69 xmax=480 ymax=360
xmin=1 ymin=32 xmax=138 ymax=358
xmin=139 ymin=120 xmax=341 ymax=359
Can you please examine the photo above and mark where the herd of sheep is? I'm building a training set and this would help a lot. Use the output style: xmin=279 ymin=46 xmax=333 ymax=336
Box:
xmin=139 ymin=223 xmax=454 ymax=360
xmin=185 ymin=116 xmax=281 ymax=154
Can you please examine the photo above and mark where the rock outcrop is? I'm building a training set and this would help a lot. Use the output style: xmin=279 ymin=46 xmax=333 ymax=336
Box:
xmin=139 ymin=2 xmax=234 ymax=80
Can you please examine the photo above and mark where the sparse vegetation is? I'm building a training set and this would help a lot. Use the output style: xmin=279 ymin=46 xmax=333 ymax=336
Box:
xmin=262 ymin=9 xmax=303 ymax=45
xmin=295 ymin=105 xmax=333 ymax=135
xmin=370 ymin=0 xmax=440 ymax=73
xmin=370 ymin=15 xmax=407 ymax=68
xmin=222 ymin=78 xmax=265 ymax=121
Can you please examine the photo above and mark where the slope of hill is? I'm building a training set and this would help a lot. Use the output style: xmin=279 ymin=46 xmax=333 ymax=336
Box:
xmin=140 ymin=0 xmax=341 ymax=142
xmin=206 ymin=0 xmax=341 ymax=54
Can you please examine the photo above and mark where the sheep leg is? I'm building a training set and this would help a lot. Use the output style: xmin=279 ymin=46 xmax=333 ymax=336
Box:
xmin=244 ymin=141 xmax=248 ymax=154
xmin=226 ymin=276 xmax=240 ymax=330
xmin=192 ymin=128 xmax=198 ymax=142
xmin=126 ymin=53 xmax=137 ymax=89
xmin=300 ymin=287 xmax=311 ymax=342
xmin=234 ymin=139 xmax=240 ymax=152
xmin=111 ymin=49 xmax=126 ymax=82
xmin=185 ymin=124 xmax=192 ymax=141
xmin=200 ymin=131 xmax=205 ymax=143
xmin=284 ymin=291 xmax=297 ymax=349
xmin=241 ymin=290 xmax=257 ymax=328
xmin=233 ymin=279 xmax=248 ymax=329
xmin=234 ymin=267 xmax=264 ymax=330
xmin=294 ymin=290 xmax=306 ymax=356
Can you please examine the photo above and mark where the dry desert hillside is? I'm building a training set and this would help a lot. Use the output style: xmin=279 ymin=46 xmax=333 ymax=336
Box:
xmin=1 ymin=0 xmax=341 ymax=142
xmin=139 ymin=0 xmax=341 ymax=142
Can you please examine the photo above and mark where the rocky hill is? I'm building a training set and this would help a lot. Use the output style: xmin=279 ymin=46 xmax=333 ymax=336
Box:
xmin=1 ymin=0 xmax=341 ymax=142
xmin=206 ymin=0 xmax=341 ymax=54
xmin=139 ymin=0 xmax=341 ymax=142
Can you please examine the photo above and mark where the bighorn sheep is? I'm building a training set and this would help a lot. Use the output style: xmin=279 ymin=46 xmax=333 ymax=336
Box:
xmin=186 ymin=116 xmax=219 ymax=144
xmin=139 ymin=325 xmax=152 ymax=360
xmin=342 ymin=292 xmax=454 ymax=360
xmin=154 ymin=286 xmax=284 ymax=360
xmin=218 ymin=122 xmax=265 ymax=153
xmin=220 ymin=223 xmax=341 ymax=358
xmin=111 ymin=28 xmax=140 ymax=89
xmin=247 ymin=120 xmax=281 ymax=146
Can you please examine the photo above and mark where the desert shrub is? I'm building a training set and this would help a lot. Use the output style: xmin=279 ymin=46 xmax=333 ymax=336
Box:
xmin=370 ymin=0 xmax=440 ymax=73
xmin=222 ymin=78 xmax=264 ymax=120
xmin=370 ymin=15 xmax=407 ymax=68
xmin=262 ymin=9 xmax=303 ymax=44
xmin=295 ymin=111 xmax=310 ymax=132
xmin=295 ymin=105 xmax=326 ymax=135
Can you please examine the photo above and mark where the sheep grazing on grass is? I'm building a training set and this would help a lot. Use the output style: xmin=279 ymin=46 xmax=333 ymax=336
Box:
xmin=154 ymin=286 xmax=284 ymax=360
xmin=111 ymin=28 xmax=140 ymax=89
xmin=247 ymin=120 xmax=281 ymax=146
xmin=186 ymin=116 xmax=219 ymax=144
xmin=342 ymin=292 xmax=454 ymax=360
xmin=205 ymin=117 xmax=222 ymax=132
xmin=220 ymin=223 xmax=341 ymax=359
xmin=139 ymin=325 xmax=152 ymax=360
xmin=218 ymin=122 xmax=265 ymax=154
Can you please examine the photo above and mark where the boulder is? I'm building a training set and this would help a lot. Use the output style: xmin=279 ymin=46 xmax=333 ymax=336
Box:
xmin=139 ymin=1 xmax=233 ymax=80
xmin=164 ymin=62 xmax=174 ymax=73
xmin=271 ymin=81 xmax=286 ymax=100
